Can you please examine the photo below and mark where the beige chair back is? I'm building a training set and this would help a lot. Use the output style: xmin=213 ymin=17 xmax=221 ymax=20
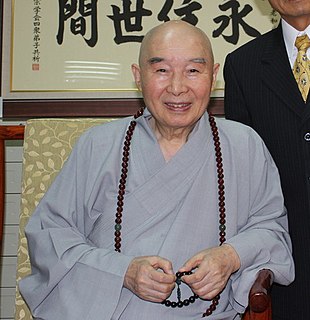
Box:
xmin=15 ymin=118 xmax=115 ymax=320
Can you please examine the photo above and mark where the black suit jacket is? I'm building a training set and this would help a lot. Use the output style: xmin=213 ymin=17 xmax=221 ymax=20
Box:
xmin=224 ymin=24 xmax=310 ymax=319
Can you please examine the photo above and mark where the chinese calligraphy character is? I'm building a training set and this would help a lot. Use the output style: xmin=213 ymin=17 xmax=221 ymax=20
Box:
xmin=33 ymin=0 xmax=41 ymax=65
xmin=56 ymin=0 xmax=98 ymax=48
xmin=270 ymin=9 xmax=279 ymax=26
xmin=158 ymin=0 xmax=202 ymax=26
xmin=213 ymin=0 xmax=260 ymax=45
xmin=108 ymin=0 xmax=152 ymax=44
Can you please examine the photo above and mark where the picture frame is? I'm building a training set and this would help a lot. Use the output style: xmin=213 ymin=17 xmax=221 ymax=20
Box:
xmin=1 ymin=0 xmax=279 ymax=119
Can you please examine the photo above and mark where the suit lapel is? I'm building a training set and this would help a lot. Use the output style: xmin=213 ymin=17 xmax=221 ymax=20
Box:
xmin=303 ymin=98 xmax=310 ymax=122
xmin=261 ymin=25 xmax=304 ymax=118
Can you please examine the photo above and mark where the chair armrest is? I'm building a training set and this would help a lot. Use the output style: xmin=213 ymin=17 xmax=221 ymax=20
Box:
xmin=249 ymin=269 xmax=273 ymax=313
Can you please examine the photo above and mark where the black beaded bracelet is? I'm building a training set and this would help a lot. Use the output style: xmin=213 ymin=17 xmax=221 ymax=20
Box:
xmin=162 ymin=271 xmax=199 ymax=308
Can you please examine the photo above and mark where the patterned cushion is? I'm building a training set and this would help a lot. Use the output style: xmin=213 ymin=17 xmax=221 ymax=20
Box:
xmin=15 ymin=118 xmax=116 ymax=320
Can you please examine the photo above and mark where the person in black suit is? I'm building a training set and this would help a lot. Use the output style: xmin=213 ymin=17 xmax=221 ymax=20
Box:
xmin=224 ymin=1 xmax=310 ymax=319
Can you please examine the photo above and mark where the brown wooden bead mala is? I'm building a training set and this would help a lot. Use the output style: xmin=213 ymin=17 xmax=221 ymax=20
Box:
xmin=114 ymin=108 xmax=226 ymax=318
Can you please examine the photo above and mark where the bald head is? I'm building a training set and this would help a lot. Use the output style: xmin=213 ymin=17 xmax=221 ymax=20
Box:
xmin=131 ymin=19 xmax=219 ymax=137
xmin=138 ymin=20 xmax=214 ymax=67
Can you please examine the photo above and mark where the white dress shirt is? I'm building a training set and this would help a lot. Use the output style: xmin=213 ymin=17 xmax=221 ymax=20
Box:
xmin=281 ymin=19 xmax=310 ymax=68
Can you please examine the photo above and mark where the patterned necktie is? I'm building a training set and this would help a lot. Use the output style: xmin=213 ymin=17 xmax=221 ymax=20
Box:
xmin=293 ymin=35 xmax=310 ymax=102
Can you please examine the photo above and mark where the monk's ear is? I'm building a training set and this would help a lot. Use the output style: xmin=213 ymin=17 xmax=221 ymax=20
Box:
xmin=131 ymin=63 xmax=142 ymax=91
xmin=211 ymin=63 xmax=220 ymax=91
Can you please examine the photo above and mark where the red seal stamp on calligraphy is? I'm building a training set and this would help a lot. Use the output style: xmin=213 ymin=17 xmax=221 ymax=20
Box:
xmin=32 ymin=64 xmax=40 ymax=71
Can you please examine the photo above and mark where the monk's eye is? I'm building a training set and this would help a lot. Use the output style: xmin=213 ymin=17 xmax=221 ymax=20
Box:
xmin=189 ymin=69 xmax=199 ymax=73
xmin=156 ymin=68 xmax=167 ymax=73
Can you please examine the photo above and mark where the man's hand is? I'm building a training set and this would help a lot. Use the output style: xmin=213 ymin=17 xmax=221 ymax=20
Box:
xmin=124 ymin=256 xmax=176 ymax=302
xmin=178 ymin=244 xmax=241 ymax=300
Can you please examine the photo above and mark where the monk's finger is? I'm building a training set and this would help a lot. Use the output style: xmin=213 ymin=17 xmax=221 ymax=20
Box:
xmin=148 ymin=255 xmax=175 ymax=276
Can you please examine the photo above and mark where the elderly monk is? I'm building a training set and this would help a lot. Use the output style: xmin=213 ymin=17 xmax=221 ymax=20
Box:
xmin=19 ymin=20 xmax=294 ymax=320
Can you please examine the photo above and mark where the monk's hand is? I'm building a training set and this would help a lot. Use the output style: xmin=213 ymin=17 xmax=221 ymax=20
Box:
xmin=178 ymin=244 xmax=241 ymax=300
xmin=124 ymin=256 xmax=176 ymax=303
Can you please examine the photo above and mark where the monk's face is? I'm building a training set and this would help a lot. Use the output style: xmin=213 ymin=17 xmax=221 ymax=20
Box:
xmin=268 ymin=0 xmax=310 ymax=30
xmin=132 ymin=21 xmax=219 ymax=133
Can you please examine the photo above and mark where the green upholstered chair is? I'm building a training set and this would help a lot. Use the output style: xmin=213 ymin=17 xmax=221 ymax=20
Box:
xmin=15 ymin=118 xmax=115 ymax=320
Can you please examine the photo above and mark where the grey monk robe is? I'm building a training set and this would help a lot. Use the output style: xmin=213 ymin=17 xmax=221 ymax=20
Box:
xmin=19 ymin=109 xmax=294 ymax=320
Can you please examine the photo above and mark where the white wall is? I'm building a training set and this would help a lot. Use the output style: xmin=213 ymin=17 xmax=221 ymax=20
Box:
xmin=0 ymin=140 xmax=23 ymax=320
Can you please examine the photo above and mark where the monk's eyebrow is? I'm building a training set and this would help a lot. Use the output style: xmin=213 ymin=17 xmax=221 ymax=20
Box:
xmin=148 ymin=57 xmax=164 ymax=64
xmin=147 ymin=57 xmax=208 ymax=64
xmin=190 ymin=58 xmax=207 ymax=64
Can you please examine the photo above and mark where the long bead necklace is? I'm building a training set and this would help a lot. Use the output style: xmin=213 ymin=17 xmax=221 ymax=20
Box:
xmin=114 ymin=108 xmax=226 ymax=318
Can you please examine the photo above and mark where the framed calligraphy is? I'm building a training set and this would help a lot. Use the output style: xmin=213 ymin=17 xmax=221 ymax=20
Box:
xmin=0 ymin=0 xmax=280 ymax=118
xmin=10 ymin=0 xmax=279 ymax=94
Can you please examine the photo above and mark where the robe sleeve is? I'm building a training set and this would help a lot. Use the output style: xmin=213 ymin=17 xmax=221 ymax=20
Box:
xmin=19 ymin=128 xmax=135 ymax=319
xmin=225 ymin=130 xmax=295 ymax=312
